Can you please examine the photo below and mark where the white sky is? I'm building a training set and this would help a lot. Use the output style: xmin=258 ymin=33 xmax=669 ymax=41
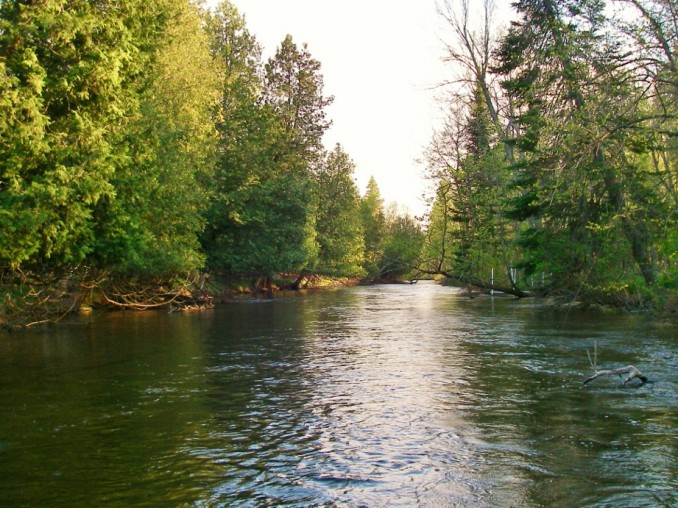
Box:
xmin=208 ymin=0 xmax=514 ymax=217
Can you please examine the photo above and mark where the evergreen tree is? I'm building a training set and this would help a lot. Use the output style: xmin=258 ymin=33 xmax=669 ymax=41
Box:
xmin=93 ymin=0 xmax=220 ymax=276
xmin=359 ymin=176 xmax=386 ymax=276
xmin=263 ymin=34 xmax=334 ymax=163
xmin=378 ymin=206 xmax=425 ymax=282
xmin=0 ymin=0 xmax=219 ymax=278
xmin=0 ymin=0 xmax=148 ymax=269
xmin=423 ymin=82 xmax=515 ymax=290
xmin=314 ymin=145 xmax=365 ymax=276
xmin=607 ymin=0 xmax=678 ymax=293
xmin=496 ymin=0 xmax=667 ymax=295
xmin=203 ymin=7 xmax=322 ymax=279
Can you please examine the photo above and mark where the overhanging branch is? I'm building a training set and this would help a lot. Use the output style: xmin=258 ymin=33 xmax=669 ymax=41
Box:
xmin=382 ymin=255 xmax=531 ymax=298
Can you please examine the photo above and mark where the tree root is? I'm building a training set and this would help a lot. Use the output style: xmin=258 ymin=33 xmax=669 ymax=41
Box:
xmin=98 ymin=274 xmax=213 ymax=311
xmin=1 ymin=267 xmax=91 ymax=329
xmin=583 ymin=365 xmax=648 ymax=385
xmin=1 ymin=269 xmax=213 ymax=329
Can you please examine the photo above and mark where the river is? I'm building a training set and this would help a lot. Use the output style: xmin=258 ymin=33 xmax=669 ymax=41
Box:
xmin=0 ymin=281 xmax=675 ymax=507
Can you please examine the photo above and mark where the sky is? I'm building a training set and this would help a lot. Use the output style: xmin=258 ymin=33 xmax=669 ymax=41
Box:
xmin=208 ymin=0 xmax=514 ymax=217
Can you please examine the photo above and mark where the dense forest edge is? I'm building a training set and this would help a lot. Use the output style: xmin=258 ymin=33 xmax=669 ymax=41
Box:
xmin=0 ymin=0 xmax=676 ymax=329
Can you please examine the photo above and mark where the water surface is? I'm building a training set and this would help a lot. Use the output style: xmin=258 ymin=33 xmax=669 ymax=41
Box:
xmin=0 ymin=282 xmax=676 ymax=506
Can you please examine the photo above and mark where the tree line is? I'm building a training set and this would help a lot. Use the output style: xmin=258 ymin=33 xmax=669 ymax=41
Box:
xmin=422 ymin=0 xmax=677 ymax=310
xmin=0 ymin=0 xmax=423 ymax=325
xmin=3 ymin=0 xmax=675 ymax=325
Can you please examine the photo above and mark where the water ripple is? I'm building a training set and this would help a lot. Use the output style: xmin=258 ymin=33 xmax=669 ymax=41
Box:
xmin=0 ymin=282 xmax=675 ymax=507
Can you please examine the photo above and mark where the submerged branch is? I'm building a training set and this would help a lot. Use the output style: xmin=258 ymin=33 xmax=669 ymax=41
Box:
xmin=583 ymin=365 xmax=648 ymax=385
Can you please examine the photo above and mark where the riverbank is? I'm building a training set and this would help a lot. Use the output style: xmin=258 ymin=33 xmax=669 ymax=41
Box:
xmin=2 ymin=271 xmax=676 ymax=330
xmin=0 ymin=271 xmax=364 ymax=330
xmin=439 ymin=276 xmax=678 ymax=326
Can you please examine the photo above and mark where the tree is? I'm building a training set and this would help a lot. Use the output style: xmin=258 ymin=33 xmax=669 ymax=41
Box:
xmin=495 ymin=0 xmax=671 ymax=297
xmin=0 ymin=0 xmax=219 ymax=279
xmin=359 ymin=176 xmax=386 ymax=276
xmin=437 ymin=0 xmax=506 ymax=133
xmin=0 ymin=0 xmax=146 ymax=270
xmin=424 ymin=0 xmax=676 ymax=303
xmin=92 ymin=0 xmax=220 ymax=276
xmin=202 ymin=8 xmax=320 ymax=281
xmin=263 ymin=34 xmax=334 ymax=163
xmin=378 ymin=206 xmax=425 ymax=282
xmin=314 ymin=145 xmax=365 ymax=276
xmin=608 ymin=0 xmax=678 ymax=292
xmin=420 ymin=0 xmax=526 ymax=294
xmin=204 ymin=103 xmax=314 ymax=277
xmin=423 ymin=81 xmax=517 ymax=292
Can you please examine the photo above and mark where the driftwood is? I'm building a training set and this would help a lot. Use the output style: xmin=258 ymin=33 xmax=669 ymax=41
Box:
xmin=1 ymin=267 xmax=96 ymax=329
xmin=583 ymin=365 xmax=648 ymax=385
xmin=98 ymin=273 xmax=212 ymax=311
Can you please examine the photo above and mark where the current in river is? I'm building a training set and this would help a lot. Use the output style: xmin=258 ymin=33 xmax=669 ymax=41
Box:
xmin=0 ymin=281 xmax=676 ymax=507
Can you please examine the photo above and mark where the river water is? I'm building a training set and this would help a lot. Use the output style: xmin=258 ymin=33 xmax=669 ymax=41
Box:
xmin=0 ymin=282 xmax=675 ymax=507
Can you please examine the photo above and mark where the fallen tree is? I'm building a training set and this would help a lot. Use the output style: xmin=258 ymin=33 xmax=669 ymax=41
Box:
xmin=413 ymin=265 xmax=529 ymax=298
xmin=0 ymin=267 xmax=97 ymax=329
xmin=379 ymin=255 xmax=531 ymax=297
xmin=1 ymin=269 xmax=213 ymax=329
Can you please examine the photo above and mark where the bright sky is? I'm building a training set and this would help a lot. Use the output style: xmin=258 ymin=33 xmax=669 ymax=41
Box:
xmin=208 ymin=0 xmax=514 ymax=217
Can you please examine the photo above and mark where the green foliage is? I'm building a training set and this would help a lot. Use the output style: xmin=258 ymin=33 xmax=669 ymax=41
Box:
xmin=379 ymin=206 xmax=425 ymax=282
xmin=0 ymin=0 xmax=441 ymax=323
xmin=359 ymin=176 xmax=386 ymax=276
xmin=423 ymin=79 xmax=517 ymax=290
xmin=93 ymin=0 xmax=220 ymax=276
xmin=314 ymin=145 xmax=365 ymax=276
xmin=263 ymin=34 xmax=334 ymax=162
xmin=202 ymin=10 xmax=330 ymax=278
xmin=494 ymin=0 xmax=676 ymax=298
xmin=2 ymin=0 xmax=672 ymax=314
xmin=0 ymin=0 xmax=138 ymax=268
xmin=202 ymin=95 xmax=312 ymax=275
xmin=421 ymin=0 xmax=677 ymax=303
xmin=0 ymin=0 xmax=220 ymax=279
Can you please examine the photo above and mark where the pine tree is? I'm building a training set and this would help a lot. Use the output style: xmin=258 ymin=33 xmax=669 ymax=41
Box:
xmin=263 ymin=34 xmax=334 ymax=163
xmin=496 ymin=0 xmax=664 ymax=293
xmin=202 ymin=6 xmax=321 ymax=278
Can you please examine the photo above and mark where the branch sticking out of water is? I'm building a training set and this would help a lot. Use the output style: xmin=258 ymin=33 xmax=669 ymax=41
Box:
xmin=583 ymin=365 xmax=648 ymax=386
xmin=587 ymin=341 xmax=598 ymax=371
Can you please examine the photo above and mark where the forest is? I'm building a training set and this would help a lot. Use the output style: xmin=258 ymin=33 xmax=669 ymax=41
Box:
xmin=423 ymin=0 xmax=677 ymax=312
xmin=0 ymin=0 xmax=424 ymax=326
xmin=0 ymin=0 xmax=676 ymax=327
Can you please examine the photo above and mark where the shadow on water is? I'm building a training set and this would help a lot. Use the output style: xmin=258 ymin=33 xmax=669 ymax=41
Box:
xmin=0 ymin=282 xmax=675 ymax=507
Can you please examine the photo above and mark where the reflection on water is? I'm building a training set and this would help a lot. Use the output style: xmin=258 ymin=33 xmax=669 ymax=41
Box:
xmin=0 ymin=282 xmax=676 ymax=507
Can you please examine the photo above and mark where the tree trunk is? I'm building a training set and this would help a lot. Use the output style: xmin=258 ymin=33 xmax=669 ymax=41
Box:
xmin=289 ymin=271 xmax=307 ymax=290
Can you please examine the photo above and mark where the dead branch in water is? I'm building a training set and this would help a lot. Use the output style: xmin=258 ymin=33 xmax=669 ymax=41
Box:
xmin=583 ymin=341 xmax=648 ymax=385
xmin=1 ymin=267 xmax=91 ymax=329
xmin=98 ymin=273 xmax=212 ymax=312
xmin=583 ymin=365 xmax=648 ymax=385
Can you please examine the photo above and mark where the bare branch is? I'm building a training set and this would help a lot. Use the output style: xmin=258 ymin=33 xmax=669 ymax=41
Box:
xmin=583 ymin=365 xmax=649 ymax=385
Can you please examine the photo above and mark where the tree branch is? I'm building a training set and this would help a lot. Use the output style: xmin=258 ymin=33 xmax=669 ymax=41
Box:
xmin=583 ymin=365 xmax=648 ymax=385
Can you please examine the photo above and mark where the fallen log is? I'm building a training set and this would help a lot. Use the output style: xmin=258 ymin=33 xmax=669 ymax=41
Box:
xmin=583 ymin=365 xmax=648 ymax=385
